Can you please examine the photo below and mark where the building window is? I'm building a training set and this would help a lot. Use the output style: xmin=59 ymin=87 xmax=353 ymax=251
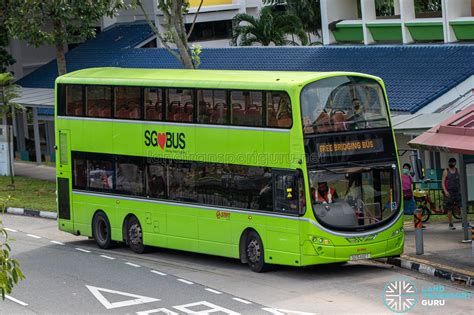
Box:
xmin=186 ymin=20 xmax=232 ymax=42
xmin=167 ymin=89 xmax=194 ymax=122
xmin=115 ymin=87 xmax=141 ymax=120
xmin=144 ymin=88 xmax=163 ymax=121
xmin=86 ymin=86 xmax=113 ymax=118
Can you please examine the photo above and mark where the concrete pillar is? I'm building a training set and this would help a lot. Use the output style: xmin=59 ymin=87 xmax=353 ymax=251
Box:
xmin=459 ymin=155 xmax=471 ymax=242
xmin=394 ymin=0 xmax=401 ymax=15
xmin=400 ymin=0 xmax=415 ymax=44
xmin=443 ymin=0 xmax=471 ymax=43
xmin=15 ymin=111 xmax=26 ymax=152
xmin=361 ymin=0 xmax=376 ymax=45
xmin=32 ymin=107 xmax=42 ymax=165
xmin=320 ymin=0 xmax=359 ymax=45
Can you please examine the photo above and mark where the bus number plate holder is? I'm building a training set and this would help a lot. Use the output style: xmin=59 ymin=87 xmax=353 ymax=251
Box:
xmin=350 ymin=253 xmax=371 ymax=261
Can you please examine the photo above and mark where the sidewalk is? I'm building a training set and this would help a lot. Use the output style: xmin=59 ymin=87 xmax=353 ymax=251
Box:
xmin=14 ymin=162 xmax=56 ymax=182
xmin=388 ymin=220 xmax=474 ymax=286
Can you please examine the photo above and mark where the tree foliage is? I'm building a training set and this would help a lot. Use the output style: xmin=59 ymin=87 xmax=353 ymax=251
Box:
xmin=263 ymin=0 xmax=321 ymax=41
xmin=6 ymin=0 xmax=126 ymax=75
xmin=231 ymin=6 xmax=307 ymax=46
xmin=0 ymin=195 xmax=25 ymax=300
xmin=132 ymin=0 xmax=203 ymax=69
xmin=0 ymin=3 xmax=15 ymax=73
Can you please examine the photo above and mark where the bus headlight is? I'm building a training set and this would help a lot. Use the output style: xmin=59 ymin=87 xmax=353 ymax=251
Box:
xmin=391 ymin=227 xmax=404 ymax=237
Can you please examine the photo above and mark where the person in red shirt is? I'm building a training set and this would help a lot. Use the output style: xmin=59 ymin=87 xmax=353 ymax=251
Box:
xmin=312 ymin=182 xmax=338 ymax=203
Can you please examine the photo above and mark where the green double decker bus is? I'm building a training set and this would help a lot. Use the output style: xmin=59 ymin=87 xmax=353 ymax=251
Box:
xmin=55 ymin=68 xmax=403 ymax=272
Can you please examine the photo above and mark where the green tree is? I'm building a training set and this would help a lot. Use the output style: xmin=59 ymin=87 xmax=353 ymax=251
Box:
xmin=0 ymin=72 xmax=23 ymax=186
xmin=0 ymin=3 xmax=15 ymax=73
xmin=231 ymin=6 xmax=307 ymax=46
xmin=132 ymin=0 xmax=203 ymax=69
xmin=263 ymin=0 xmax=321 ymax=44
xmin=6 ymin=0 xmax=126 ymax=75
xmin=0 ymin=195 xmax=25 ymax=299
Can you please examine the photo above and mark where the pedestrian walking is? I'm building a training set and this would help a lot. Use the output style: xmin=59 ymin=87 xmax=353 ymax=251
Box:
xmin=442 ymin=157 xmax=460 ymax=230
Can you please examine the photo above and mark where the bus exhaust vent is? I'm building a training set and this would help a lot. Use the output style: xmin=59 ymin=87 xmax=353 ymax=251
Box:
xmin=57 ymin=178 xmax=71 ymax=220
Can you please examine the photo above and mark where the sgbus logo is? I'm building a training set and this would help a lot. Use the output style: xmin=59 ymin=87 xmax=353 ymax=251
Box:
xmin=144 ymin=130 xmax=186 ymax=150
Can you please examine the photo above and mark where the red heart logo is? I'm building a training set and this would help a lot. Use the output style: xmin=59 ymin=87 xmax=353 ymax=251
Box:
xmin=157 ymin=132 xmax=166 ymax=150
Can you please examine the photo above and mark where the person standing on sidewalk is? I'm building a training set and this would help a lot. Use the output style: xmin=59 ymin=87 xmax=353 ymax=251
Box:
xmin=402 ymin=163 xmax=416 ymax=215
xmin=442 ymin=157 xmax=460 ymax=230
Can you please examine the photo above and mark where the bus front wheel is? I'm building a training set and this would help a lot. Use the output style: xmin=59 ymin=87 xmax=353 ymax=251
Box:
xmin=126 ymin=216 xmax=146 ymax=254
xmin=92 ymin=211 xmax=114 ymax=249
xmin=245 ymin=231 xmax=268 ymax=273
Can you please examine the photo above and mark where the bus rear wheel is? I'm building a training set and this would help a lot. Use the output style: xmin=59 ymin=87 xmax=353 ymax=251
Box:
xmin=126 ymin=216 xmax=146 ymax=254
xmin=245 ymin=231 xmax=268 ymax=273
xmin=93 ymin=212 xmax=114 ymax=249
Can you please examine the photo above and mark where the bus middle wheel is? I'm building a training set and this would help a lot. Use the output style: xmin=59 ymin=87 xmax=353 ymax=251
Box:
xmin=126 ymin=216 xmax=146 ymax=254
xmin=245 ymin=231 xmax=268 ymax=273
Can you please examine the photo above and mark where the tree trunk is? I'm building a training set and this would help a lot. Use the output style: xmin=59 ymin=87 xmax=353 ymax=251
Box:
xmin=55 ymin=43 xmax=67 ymax=76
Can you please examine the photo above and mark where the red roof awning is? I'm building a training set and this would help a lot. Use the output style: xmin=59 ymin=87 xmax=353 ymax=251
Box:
xmin=409 ymin=104 xmax=474 ymax=155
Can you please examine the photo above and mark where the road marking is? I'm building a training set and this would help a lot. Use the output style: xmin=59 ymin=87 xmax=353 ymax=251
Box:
xmin=150 ymin=270 xmax=167 ymax=276
xmin=137 ymin=308 xmax=178 ymax=315
xmin=174 ymin=301 xmax=239 ymax=315
xmin=177 ymin=279 xmax=193 ymax=285
xmin=100 ymin=255 xmax=115 ymax=260
xmin=232 ymin=297 xmax=252 ymax=304
xmin=26 ymin=234 xmax=41 ymax=239
xmin=75 ymin=248 xmax=91 ymax=253
xmin=262 ymin=307 xmax=316 ymax=315
xmin=86 ymin=285 xmax=160 ymax=310
xmin=4 ymin=228 xmax=17 ymax=233
xmin=50 ymin=241 xmax=65 ymax=245
xmin=125 ymin=262 xmax=141 ymax=268
xmin=205 ymin=288 xmax=222 ymax=294
xmin=6 ymin=295 xmax=28 ymax=306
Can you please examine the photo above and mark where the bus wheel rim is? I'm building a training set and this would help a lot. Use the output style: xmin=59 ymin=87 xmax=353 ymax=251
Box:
xmin=247 ymin=239 xmax=261 ymax=263
xmin=129 ymin=223 xmax=142 ymax=246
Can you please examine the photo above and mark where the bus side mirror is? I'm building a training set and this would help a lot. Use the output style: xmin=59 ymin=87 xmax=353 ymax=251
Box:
xmin=415 ymin=158 xmax=425 ymax=180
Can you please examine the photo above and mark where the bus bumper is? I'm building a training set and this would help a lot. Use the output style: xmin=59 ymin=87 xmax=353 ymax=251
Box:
xmin=300 ymin=234 xmax=404 ymax=266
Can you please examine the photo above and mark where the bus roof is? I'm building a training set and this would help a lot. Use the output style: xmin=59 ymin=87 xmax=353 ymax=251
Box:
xmin=56 ymin=67 xmax=381 ymax=90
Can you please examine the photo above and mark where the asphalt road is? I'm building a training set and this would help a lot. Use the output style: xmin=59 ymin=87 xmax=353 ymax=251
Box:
xmin=1 ymin=215 xmax=473 ymax=314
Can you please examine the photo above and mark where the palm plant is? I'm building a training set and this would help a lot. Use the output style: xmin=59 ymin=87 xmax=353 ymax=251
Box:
xmin=231 ymin=6 xmax=308 ymax=46
xmin=0 ymin=72 xmax=23 ymax=186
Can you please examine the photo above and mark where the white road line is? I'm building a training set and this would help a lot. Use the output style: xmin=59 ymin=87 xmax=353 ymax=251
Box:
xmin=205 ymin=288 xmax=222 ymax=294
xmin=177 ymin=279 xmax=194 ymax=285
xmin=100 ymin=255 xmax=115 ymax=260
xmin=125 ymin=262 xmax=141 ymax=268
xmin=6 ymin=295 xmax=28 ymax=306
xmin=75 ymin=248 xmax=91 ymax=253
xmin=4 ymin=228 xmax=17 ymax=233
xmin=26 ymin=234 xmax=41 ymax=239
xmin=150 ymin=270 xmax=167 ymax=276
xmin=50 ymin=241 xmax=65 ymax=245
xmin=232 ymin=297 xmax=252 ymax=304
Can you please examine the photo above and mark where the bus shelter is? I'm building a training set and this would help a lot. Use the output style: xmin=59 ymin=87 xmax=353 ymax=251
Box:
xmin=409 ymin=104 xmax=474 ymax=242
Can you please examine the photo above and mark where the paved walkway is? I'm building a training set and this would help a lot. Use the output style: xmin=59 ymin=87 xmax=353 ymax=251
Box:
xmin=14 ymin=162 xmax=56 ymax=182
xmin=403 ymin=220 xmax=474 ymax=277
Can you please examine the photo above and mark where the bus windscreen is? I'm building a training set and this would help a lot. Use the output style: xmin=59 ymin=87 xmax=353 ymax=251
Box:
xmin=301 ymin=76 xmax=389 ymax=135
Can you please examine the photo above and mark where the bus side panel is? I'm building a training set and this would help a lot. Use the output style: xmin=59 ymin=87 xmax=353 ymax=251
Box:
xmin=197 ymin=208 xmax=235 ymax=258
xmin=166 ymin=206 xmax=199 ymax=252
xmin=72 ymin=194 xmax=115 ymax=237
xmin=265 ymin=216 xmax=301 ymax=266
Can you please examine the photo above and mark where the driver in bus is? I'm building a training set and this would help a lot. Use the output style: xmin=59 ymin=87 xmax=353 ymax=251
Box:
xmin=312 ymin=182 xmax=338 ymax=204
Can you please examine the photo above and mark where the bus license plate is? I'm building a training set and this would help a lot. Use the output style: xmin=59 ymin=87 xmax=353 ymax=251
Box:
xmin=350 ymin=253 xmax=371 ymax=261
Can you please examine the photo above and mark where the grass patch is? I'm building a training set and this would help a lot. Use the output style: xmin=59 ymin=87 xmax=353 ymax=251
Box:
xmin=0 ymin=176 xmax=56 ymax=212
xmin=403 ymin=213 xmax=474 ymax=223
